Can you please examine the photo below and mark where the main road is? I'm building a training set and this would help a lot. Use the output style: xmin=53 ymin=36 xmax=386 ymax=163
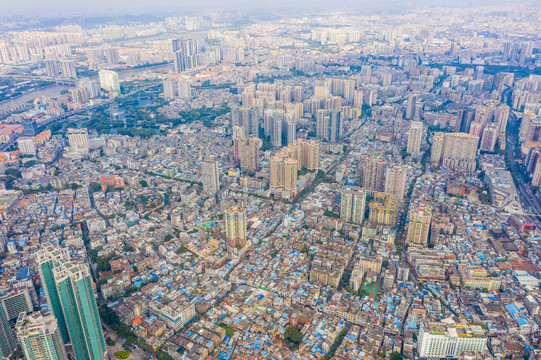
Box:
xmin=505 ymin=111 xmax=541 ymax=227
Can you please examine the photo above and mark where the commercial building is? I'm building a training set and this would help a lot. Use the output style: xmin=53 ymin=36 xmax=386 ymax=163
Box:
xmin=0 ymin=304 xmax=15 ymax=358
xmin=16 ymin=312 xmax=68 ymax=360
xmin=37 ymin=244 xmax=107 ymax=360
xmin=0 ymin=287 xmax=32 ymax=321
xmin=418 ymin=322 xmax=487 ymax=359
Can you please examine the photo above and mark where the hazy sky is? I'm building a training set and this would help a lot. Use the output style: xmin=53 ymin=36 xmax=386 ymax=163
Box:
xmin=0 ymin=0 xmax=536 ymax=18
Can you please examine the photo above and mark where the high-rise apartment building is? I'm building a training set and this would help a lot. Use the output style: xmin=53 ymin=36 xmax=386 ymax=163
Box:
xmin=163 ymin=78 xmax=177 ymax=100
xmin=270 ymin=156 xmax=298 ymax=192
xmin=407 ymin=121 xmax=423 ymax=155
xmin=340 ymin=187 xmax=366 ymax=225
xmin=70 ymin=87 xmax=89 ymax=103
xmin=173 ymin=39 xmax=200 ymax=73
xmin=16 ymin=312 xmax=68 ymax=360
xmin=0 ymin=287 xmax=33 ymax=321
xmin=431 ymin=132 xmax=445 ymax=165
xmin=406 ymin=202 xmax=432 ymax=246
xmin=368 ymin=193 xmax=398 ymax=225
xmin=60 ymin=60 xmax=76 ymax=78
xmin=285 ymin=120 xmax=297 ymax=145
xmin=430 ymin=132 xmax=479 ymax=171
xmin=37 ymin=244 xmax=107 ymax=360
xmin=0 ymin=304 xmax=15 ymax=358
xmin=368 ymin=192 xmax=399 ymax=226
xmin=480 ymin=123 xmax=499 ymax=152
xmin=384 ymin=165 xmax=407 ymax=199
xmin=238 ymin=137 xmax=260 ymax=173
xmin=98 ymin=70 xmax=120 ymax=93
xmin=224 ymin=206 xmax=247 ymax=250
xmin=44 ymin=60 xmax=60 ymax=77
xmin=201 ymin=161 xmax=220 ymax=195
xmin=67 ymin=128 xmax=90 ymax=153
xmin=271 ymin=117 xmax=283 ymax=147
xmin=405 ymin=94 xmax=417 ymax=119
xmin=232 ymin=106 xmax=259 ymax=136
xmin=270 ymin=139 xmax=320 ymax=196
xmin=362 ymin=157 xmax=386 ymax=192
xmin=36 ymin=246 xmax=70 ymax=343
xmin=17 ymin=137 xmax=37 ymax=156
xmin=77 ymin=78 xmax=100 ymax=99
xmin=316 ymin=109 xmax=342 ymax=143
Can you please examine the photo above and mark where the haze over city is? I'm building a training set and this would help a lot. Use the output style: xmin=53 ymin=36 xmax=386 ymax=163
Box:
xmin=0 ymin=1 xmax=539 ymax=360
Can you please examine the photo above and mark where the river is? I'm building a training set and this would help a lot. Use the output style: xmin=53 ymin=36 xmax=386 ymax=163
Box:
xmin=0 ymin=84 xmax=70 ymax=111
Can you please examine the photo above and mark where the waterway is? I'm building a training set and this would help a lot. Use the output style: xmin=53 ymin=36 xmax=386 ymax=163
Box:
xmin=0 ymin=62 xmax=172 ymax=113
xmin=0 ymin=84 xmax=69 ymax=111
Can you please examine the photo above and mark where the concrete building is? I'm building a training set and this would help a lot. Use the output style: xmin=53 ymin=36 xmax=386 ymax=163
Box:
xmin=98 ymin=70 xmax=120 ymax=93
xmin=362 ymin=157 xmax=386 ymax=192
xmin=340 ymin=187 xmax=366 ymax=225
xmin=17 ymin=137 xmax=36 ymax=156
xmin=406 ymin=202 xmax=432 ymax=246
xmin=0 ymin=304 xmax=15 ymax=358
xmin=431 ymin=132 xmax=479 ymax=171
xmin=368 ymin=192 xmax=399 ymax=226
xmin=316 ymin=109 xmax=342 ymax=143
xmin=16 ymin=312 xmax=68 ymax=360
xmin=418 ymin=322 xmax=487 ymax=359
xmin=67 ymin=128 xmax=90 ymax=154
xmin=0 ymin=288 xmax=32 ymax=321
xmin=37 ymin=244 xmax=107 ymax=360
xmin=238 ymin=137 xmax=260 ymax=173
xmin=201 ymin=161 xmax=220 ymax=195
xmin=407 ymin=121 xmax=423 ymax=155
xmin=457 ymin=265 xmax=501 ymax=291
xmin=224 ymin=206 xmax=247 ymax=250
xmin=384 ymin=165 xmax=407 ymax=199
xmin=270 ymin=156 xmax=298 ymax=192
xmin=406 ymin=94 xmax=417 ymax=119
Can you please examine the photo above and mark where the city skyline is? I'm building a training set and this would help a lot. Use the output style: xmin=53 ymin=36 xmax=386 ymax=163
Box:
xmin=0 ymin=3 xmax=539 ymax=360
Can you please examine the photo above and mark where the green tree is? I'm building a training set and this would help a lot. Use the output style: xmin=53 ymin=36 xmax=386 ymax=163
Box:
xmin=23 ymin=160 xmax=37 ymax=168
xmin=284 ymin=326 xmax=303 ymax=344
xmin=5 ymin=168 xmax=20 ymax=178
xmin=157 ymin=352 xmax=174 ymax=360
xmin=390 ymin=351 xmax=403 ymax=360
xmin=89 ymin=182 xmax=102 ymax=193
